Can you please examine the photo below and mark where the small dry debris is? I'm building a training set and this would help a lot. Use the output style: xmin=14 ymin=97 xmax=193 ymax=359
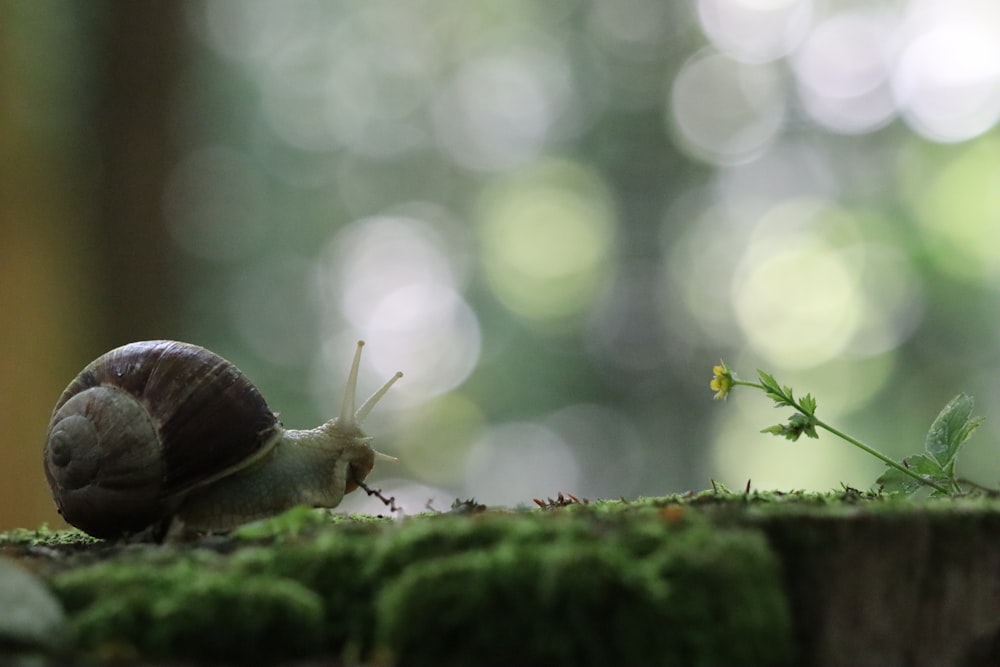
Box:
xmin=533 ymin=492 xmax=589 ymax=510
xmin=449 ymin=498 xmax=488 ymax=514
xmin=356 ymin=480 xmax=403 ymax=514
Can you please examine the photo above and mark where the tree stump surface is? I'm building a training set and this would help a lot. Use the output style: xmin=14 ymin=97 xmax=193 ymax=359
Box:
xmin=1 ymin=491 xmax=999 ymax=666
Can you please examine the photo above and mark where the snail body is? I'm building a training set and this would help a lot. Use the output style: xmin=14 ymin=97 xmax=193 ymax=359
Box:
xmin=43 ymin=340 xmax=401 ymax=539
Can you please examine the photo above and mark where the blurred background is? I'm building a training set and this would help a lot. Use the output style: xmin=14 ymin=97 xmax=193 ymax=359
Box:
xmin=4 ymin=0 xmax=1000 ymax=531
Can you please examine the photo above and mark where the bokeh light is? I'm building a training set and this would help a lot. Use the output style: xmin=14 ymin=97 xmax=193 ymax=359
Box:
xmin=905 ymin=137 xmax=1000 ymax=283
xmin=712 ymin=398 xmax=881 ymax=490
xmin=433 ymin=38 xmax=577 ymax=171
xmin=669 ymin=50 xmax=786 ymax=165
xmin=392 ymin=393 xmax=486 ymax=486
xmin=791 ymin=10 xmax=897 ymax=134
xmin=476 ymin=160 xmax=617 ymax=328
xmin=697 ymin=0 xmax=812 ymax=64
xmin=730 ymin=200 xmax=924 ymax=368
xmin=464 ymin=421 xmax=581 ymax=506
xmin=13 ymin=0 xmax=1000 ymax=532
xmin=171 ymin=0 xmax=1000 ymax=502
xmin=893 ymin=4 xmax=1000 ymax=142
xmin=734 ymin=223 xmax=862 ymax=369
xmin=544 ymin=404 xmax=646 ymax=499
xmin=316 ymin=212 xmax=481 ymax=403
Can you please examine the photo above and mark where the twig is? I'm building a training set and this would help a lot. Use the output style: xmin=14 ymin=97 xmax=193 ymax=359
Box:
xmin=355 ymin=479 xmax=402 ymax=514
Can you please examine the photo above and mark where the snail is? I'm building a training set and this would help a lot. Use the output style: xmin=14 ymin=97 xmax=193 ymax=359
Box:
xmin=43 ymin=339 xmax=402 ymax=539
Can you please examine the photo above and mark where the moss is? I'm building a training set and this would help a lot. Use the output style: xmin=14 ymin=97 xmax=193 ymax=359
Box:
xmin=649 ymin=525 xmax=791 ymax=665
xmin=371 ymin=512 xmax=588 ymax=577
xmin=50 ymin=558 xmax=324 ymax=663
xmin=375 ymin=515 xmax=791 ymax=667
xmin=230 ymin=532 xmax=381 ymax=656
xmin=377 ymin=542 xmax=669 ymax=667
xmin=231 ymin=505 xmax=394 ymax=541
xmin=0 ymin=526 xmax=97 ymax=548
xmin=19 ymin=491 xmax=1000 ymax=665
xmin=34 ymin=509 xmax=790 ymax=665
xmin=230 ymin=505 xmax=336 ymax=540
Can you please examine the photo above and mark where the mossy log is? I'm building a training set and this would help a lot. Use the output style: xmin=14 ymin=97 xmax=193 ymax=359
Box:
xmin=2 ymin=491 xmax=1000 ymax=666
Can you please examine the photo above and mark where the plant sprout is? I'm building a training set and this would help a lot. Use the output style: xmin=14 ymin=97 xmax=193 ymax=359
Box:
xmin=710 ymin=362 xmax=984 ymax=496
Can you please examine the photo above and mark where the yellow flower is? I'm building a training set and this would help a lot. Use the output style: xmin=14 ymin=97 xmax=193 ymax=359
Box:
xmin=710 ymin=362 xmax=734 ymax=400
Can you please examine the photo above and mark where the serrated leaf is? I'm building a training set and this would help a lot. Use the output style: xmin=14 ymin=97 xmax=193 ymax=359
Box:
xmin=788 ymin=412 xmax=819 ymax=439
xmin=908 ymin=453 xmax=945 ymax=475
xmin=924 ymin=393 xmax=984 ymax=469
xmin=876 ymin=468 xmax=917 ymax=495
xmin=760 ymin=412 xmax=818 ymax=442
xmin=800 ymin=393 xmax=817 ymax=415
xmin=761 ymin=424 xmax=800 ymax=441
xmin=876 ymin=454 xmax=945 ymax=495
xmin=756 ymin=370 xmax=791 ymax=406
xmin=757 ymin=371 xmax=780 ymax=395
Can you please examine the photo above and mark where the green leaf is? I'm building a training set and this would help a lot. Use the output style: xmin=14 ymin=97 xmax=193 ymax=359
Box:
xmin=760 ymin=424 xmax=787 ymax=438
xmin=760 ymin=412 xmax=818 ymax=442
xmin=800 ymin=393 xmax=817 ymax=416
xmin=756 ymin=370 xmax=776 ymax=387
xmin=876 ymin=454 xmax=945 ymax=495
xmin=789 ymin=412 xmax=818 ymax=439
xmin=875 ymin=468 xmax=913 ymax=495
xmin=924 ymin=393 xmax=984 ymax=469
xmin=756 ymin=370 xmax=791 ymax=406
xmin=756 ymin=370 xmax=779 ymax=394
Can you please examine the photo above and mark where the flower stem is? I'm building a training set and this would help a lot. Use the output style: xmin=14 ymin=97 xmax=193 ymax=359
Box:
xmin=813 ymin=420 xmax=950 ymax=494
xmin=735 ymin=380 xmax=950 ymax=494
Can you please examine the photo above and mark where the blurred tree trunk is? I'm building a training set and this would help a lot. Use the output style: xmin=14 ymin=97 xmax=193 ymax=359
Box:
xmin=0 ymin=2 xmax=183 ymax=532
xmin=93 ymin=1 xmax=183 ymax=343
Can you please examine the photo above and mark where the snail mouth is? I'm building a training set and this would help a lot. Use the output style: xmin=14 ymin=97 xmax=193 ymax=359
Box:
xmin=345 ymin=465 xmax=368 ymax=493
xmin=345 ymin=447 xmax=396 ymax=493
xmin=346 ymin=454 xmax=373 ymax=487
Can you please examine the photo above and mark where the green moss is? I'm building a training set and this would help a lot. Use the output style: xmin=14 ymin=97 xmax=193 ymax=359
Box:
xmin=375 ymin=514 xmax=791 ymax=667
xmin=377 ymin=542 xmax=670 ymax=667
xmin=230 ymin=505 xmax=336 ymax=540
xmin=231 ymin=505 xmax=394 ymax=541
xmin=50 ymin=559 xmax=324 ymax=663
xmin=649 ymin=526 xmax=791 ymax=665
xmin=371 ymin=513 xmax=585 ymax=575
xmin=36 ymin=508 xmax=791 ymax=665
xmin=230 ymin=532 xmax=380 ymax=656
xmin=0 ymin=526 xmax=97 ymax=548
xmin=23 ymin=491 xmax=1000 ymax=665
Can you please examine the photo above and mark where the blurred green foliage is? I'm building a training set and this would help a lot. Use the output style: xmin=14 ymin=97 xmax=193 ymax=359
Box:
xmin=9 ymin=1 xmax=1000 ymax=529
